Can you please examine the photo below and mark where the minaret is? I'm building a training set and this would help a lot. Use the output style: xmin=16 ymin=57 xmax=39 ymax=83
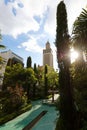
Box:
xmin=43 ymin=41 xmax=53 ymax=67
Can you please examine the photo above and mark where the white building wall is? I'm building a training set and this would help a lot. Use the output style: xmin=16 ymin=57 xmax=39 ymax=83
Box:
xmin=0 ymin=50 xmax=23 ymax=90
xmin=0 ymin=50 xmax=23 ymax=62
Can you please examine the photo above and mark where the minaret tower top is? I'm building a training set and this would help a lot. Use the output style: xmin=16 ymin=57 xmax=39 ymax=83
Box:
xmin=46 ymin=41 xmax=50 ymax=49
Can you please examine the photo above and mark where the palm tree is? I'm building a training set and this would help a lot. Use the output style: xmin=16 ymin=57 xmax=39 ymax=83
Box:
xmin=0 ymin=30 xmax=6 ymax=67
xmin=72 ymin=8 xmax=87 ymax=58
xmin=0 ymin=45 xmax=6 ymax=49
xmin=0 ymin=30 xmax=6 ymax=49
xmin=72 ymin=8 xmax=87 ymax=129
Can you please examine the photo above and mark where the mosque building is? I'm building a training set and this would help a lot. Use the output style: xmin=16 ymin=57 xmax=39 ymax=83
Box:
xmin=43 ymin=41 xmax=53 ymax=67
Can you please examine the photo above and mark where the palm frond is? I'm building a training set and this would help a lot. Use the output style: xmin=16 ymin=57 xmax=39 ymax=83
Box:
xmin=0 ymin=45 xmax=6 ymax=49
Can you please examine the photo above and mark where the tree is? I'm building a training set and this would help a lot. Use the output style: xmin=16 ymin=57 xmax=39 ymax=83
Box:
xmin=55 ymin=1 xmax=77 ymax=130
xmin=72 ymin=8 xmax=87 ymax=62
xmin=2 ymin=64 xmax=27 ymax=112
xmin=47 ymin=67 xmax=59 ymax=102
xmin=3 ymin=63 xmax=25 ymax=90
xmin=33 ymin=63 xmax=38 ymax=98
xmin=27 ymin=56 xmax=32 ymax=68
xmin=24 ymin=67 xmax=36 ymax=100
xmin=3 ymin=63 xmax=36 ymax=101
xmin=0 ymin=30 xmax=6 ymax=67
xmin=0 ymin=45 xmax=6 ymax=48
xmin=0 ymin=30 xmax=6 ymax=49
xmin=35 ymin=66 xmax=44 ymax=98
xmin=44 ymin=64 xmax=48 ymax=97
xmin=71 ymin=9 xmax=87 ymax=129
xmin=47 ymin=67 xmax=59 ymax=89
xmin=70 ymin=61 xmax=87 ymax=130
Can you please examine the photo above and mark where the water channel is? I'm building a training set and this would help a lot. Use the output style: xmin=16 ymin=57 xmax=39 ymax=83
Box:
xmin=0 ymin=98 xmax=59 ymax=130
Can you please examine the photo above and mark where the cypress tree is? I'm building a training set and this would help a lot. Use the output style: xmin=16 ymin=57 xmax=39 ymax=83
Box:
xmin=44 ymin=64 xmax=48 ymax=97
xmin=33 ymin=63 xmax=37 ymax=98
xmin=55 ymin=1 xmax=77 ymax=130
xmin=27 ymin=56 xmax=32 ymax=68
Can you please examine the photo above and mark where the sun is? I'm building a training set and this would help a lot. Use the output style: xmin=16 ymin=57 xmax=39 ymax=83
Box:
xmin=70 ymin=48 xmax=79 ymax=63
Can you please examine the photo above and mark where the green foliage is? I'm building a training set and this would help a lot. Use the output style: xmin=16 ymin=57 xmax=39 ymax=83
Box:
xmin=55 ymin=1 xmax=77 ymax=130
xmin=47 ymin=68 xmax=59 ymax=89
xmin=34 ymin=63 xmax=37 ymax=73
xmin=32 ymin=63 xmax=38 ymax=98
xmin=0 ymin=30 xmax=6 ymax=49
xmin=24 ymin=67 xmax=36 ymax=100
xmin=71 ymin=62 xmax=87 ymax=129
xmin=0 ymin=45 xmax=5 ymax=48
xmin=3 ymin=63 xmax=24 ymax=89
xmin=44 ymin=64 xmax=48 ymax=97
xmin=55 ymin=117 xmax=67 ymax=130
xmin=3 ymin=63 xmax=59 ymax=101
xmin=27 ymin=56 xmax=32 ymax=68
xmin=0 ymin=90 xmax=32 ymax=125
xmin=3 ymin=63 xmax=37 ymax=101
xmin=72 ymin=8 xmax=87 ymax=51
xmin=55 ymin=1 xmax=69 ymax=51
xmin=1 ymin=93 xmax=23 ymax=114
xmin=0 ymin=103 xmax=32 ymax=125
xmin=70 ymin=7 xmax=87 ymax=130
xmin=0 ymin=56 xmax=2 ymax=63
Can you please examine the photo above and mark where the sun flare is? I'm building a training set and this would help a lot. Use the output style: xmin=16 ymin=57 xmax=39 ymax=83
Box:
xmin=70 ymin=48 xmax=79 ymax=63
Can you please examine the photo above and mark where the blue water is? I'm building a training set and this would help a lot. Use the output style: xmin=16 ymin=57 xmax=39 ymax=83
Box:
xmin=0 ymin=100 xmax=59 ymax=130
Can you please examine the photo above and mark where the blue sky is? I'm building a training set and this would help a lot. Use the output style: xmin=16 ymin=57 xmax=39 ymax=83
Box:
xmin=0 ymin=0 xmax=87 ymax=69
